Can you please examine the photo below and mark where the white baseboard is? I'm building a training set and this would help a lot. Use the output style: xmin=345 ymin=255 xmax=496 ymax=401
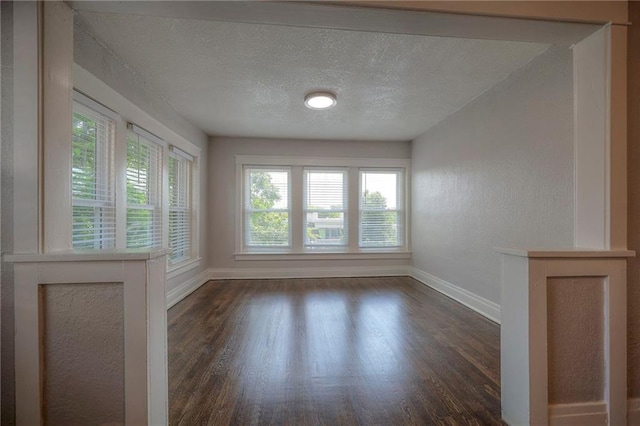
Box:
xmin=630 ymin=398 xmax=640 ymax=424
xmin=548 ymin=402 xmax=607 ymax=425
xmin=166 ymin=269 xmax=211 ymax=309
xmin=166 ymin=266 xmax=410 ymax=308
xmin=410 ymin=267 xmax=501 ymax=324
xmin=167 ymin=266 xmax=500 ymax=328
xmin=209 ymin=265 xmax=411 ymax=280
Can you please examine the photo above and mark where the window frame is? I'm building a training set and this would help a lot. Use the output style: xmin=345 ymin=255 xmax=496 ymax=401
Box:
xmin=71 ymin=91 xmax=118 ymax=250
xmin=71 ymin=86 xmax=201 ymax=274
xmin=235 ymin=155 xmax=411 ymax=260
xmin=303 ymin=167 xmax=349 ymax=250
xmin=125 ymin=124 xmax=165 ymax=249
xmin=242 ymin=165 xmax=293 ymax=251
xmin=168 ymin=147 xmax=194 ymax=266
xmin=358 ymin=168 xmax=405 ymax=249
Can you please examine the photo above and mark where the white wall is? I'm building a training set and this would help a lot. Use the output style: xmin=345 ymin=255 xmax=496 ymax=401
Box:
xmin=74 ymin=14 xmax=209 ymax=294
xmin=209 ymin=137 xmax=411 ymax=271
xmin=411 ymin=46 xmax=574 ymax=304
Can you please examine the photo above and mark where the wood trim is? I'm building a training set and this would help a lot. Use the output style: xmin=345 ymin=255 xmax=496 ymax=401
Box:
xmin=548 ymin=402 xmax=608 ymax=425
xmin=13 ymin=256 xmax=168 ymax=425
xmin=166 ymin=270 xmax=211 ymax=309
xmin=500 ymin=253 xmax=628 ymax=424
xmin=334 ymin=1 xmax=629 ymax=25
xmin=410 ymin=267 xmax=500 ymax=324
xmin=234 ymin=252 xmax=411 ymax=261
xmin=608 ymin=24 xmax=628 ymax=250
xmin=42 ymin=0 xmax=73 ymax=252
xmin=573 ymin=26 xmax=610 ymax=250
xmin=13 ymin=1 xmax=40 ymax=253
xmin=167 ymin=266 xmax=416 ymax=309
xmin=14 ymin=264 xmax=41 ymax=426
xmin=37 ymin=286 xmax=46 ymax=425
xmin=210 ymin=266 xmax=410 ymax=280
xmin=123 ymin=262 xmax=147 ymax=425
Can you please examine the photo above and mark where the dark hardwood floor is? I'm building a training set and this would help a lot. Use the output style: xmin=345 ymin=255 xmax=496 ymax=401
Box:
xmin=168 ymin=277 xmax=502 ymax=425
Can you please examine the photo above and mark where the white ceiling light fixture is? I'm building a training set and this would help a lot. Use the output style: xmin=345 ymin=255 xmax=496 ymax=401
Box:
xmin=304 ymin=91 xmax=337 ymax=110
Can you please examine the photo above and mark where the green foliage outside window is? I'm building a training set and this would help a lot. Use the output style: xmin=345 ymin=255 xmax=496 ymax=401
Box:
xmin=72 ymin=112 xmax=100 ymax=248
xmin=126 ymin=136 xmax=156 ymax=248
xmin=248 ymin=171 xmax=289 ymax=246
xmin=361 ymin=190 xmax=398 ymax=246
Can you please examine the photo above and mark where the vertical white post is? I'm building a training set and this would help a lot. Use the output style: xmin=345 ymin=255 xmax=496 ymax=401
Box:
xmin=499 ymin=249 xmax=631 ymax=425
xmin=572 ymin=26 xmax=610 ymax=250
xmin=291 ymin=166 xmax=303 ymax=252
xmin=13 ymin=1 xmax=40 ymax=254
xmin=347 ymin=167 xmax=359 ymax=252
xmin=42 ymin=0 xmax=73 ymax=252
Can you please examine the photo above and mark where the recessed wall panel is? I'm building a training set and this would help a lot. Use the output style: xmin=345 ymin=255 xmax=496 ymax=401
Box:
xmin=547 ymin=276 xmax=604 ymax=404
xmin=42 ymin=282 xmax=125 ymax=426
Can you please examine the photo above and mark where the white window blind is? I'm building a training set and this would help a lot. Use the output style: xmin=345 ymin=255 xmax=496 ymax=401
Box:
xmin=126 ymin=127 xmax=163 ymax=248
xmin=359 ymin=170 xmax=403 ymax=248
xmin=72 ymin=100 xmax=116 ymax=249
xmin=244 ymin=167 xmax=291 ymax=248
xmin=304 ymin=169 xmax=348 ymax=248
xmin=169 ymin=149 xmax=192 ymax=264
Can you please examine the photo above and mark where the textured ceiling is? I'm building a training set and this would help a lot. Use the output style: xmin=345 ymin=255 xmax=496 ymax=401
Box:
xmin=77 ymin=12 xmax=550 ymax=141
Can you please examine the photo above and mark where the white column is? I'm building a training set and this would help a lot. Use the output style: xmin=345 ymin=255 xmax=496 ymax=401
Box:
xmin=13 ymin=1 xmax=40 ymax=253
xmin=42 ymin=0 xmax=73 ymax=252
xmin=497 ymin=248 xmax=632 ymax=426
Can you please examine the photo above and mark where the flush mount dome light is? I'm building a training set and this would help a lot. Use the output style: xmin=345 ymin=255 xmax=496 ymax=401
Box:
xmin=304 ymin=91 xmax=337 ymax=110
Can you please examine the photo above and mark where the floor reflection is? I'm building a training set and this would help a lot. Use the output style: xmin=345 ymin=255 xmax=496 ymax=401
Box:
xmin=167 ymin=277 xmax=502 ymax=425
xmin=240 ymin=293 xmax=292 ymax=405
xmin=304 ymin=292 xmax=349 ymax=379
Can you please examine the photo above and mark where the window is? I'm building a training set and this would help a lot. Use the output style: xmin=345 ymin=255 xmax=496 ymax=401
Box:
xmin=237 ymin=156 xmax=408 ymax=257
xmin=243 ymin=167 xmax=291 ymax=248
xmin=70 ymin=88 xmax=201 ymax=273
xmin=304 ymin=169 xmax=347 ymax=248
xmin=359 ymin=170 xmax=404 ymax=248
xmin=72 ymin=98 xmax=116 ymax=249
xmin=169 ymin=148 xmax=193 ymax=264
xmin=126 ymin=126 xmax=163 ymax=248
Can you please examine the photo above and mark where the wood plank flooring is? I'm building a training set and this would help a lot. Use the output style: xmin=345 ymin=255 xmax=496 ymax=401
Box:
xmin=168 ymin=277 xmax=502 ymax=425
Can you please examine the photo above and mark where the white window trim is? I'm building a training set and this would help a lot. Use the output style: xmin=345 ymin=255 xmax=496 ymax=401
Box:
xmin=303 ymin=167 xmax=349 ymax=249
xmin=359 ymin=168 xmax=406 ymax=249
xmin=235 ymin=155 xmax=411 ymax=260
xmin=72 ymin=93 xmax=119 ymax=251
xmin=125 ymin=125 xmax=164 ymax=249
xmin=167 ymin=148 xmax=196 ymax=267
xmin=73 ymin=65 xmax=201 ymax=272
xmin=242 ymin=165 xmax=293 ymax=250
xmin=166 ymin=152 xmax=200 ymax=273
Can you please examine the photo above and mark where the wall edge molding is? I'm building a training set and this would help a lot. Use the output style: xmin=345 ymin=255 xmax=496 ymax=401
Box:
xmin=166 ymin=269 xmax=210 ymax=309
xmin=548 ymin=402 xmax=608 ymax=425
xmin=166 ymin=266 xmax=412 ymax=309
xmin=410 ymin=267 xmax=501 ymax=324
xmin=209 ymin=266 xmax=411 ymax=280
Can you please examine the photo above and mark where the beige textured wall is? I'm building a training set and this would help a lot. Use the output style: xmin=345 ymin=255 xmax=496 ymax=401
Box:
xmin=43 ymin=283 xmax=125 ymax=425
xmin=627 ymin=0 xmax=640 ymax=401
xmin=547 ymin=277 xmax=604 ymax=404
xmin=411 ymin=46 xmax=574 ymax=304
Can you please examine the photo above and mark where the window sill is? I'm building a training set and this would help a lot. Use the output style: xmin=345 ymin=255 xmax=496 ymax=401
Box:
xmin=233 ymin=251 xmax=411 ymax=261
xmin=167 ymin=257 xmax=202 ymax=279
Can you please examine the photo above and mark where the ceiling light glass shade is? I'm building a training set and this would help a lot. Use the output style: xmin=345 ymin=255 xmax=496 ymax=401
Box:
xmin=304 ymin=92 xmax=337 ymax=110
